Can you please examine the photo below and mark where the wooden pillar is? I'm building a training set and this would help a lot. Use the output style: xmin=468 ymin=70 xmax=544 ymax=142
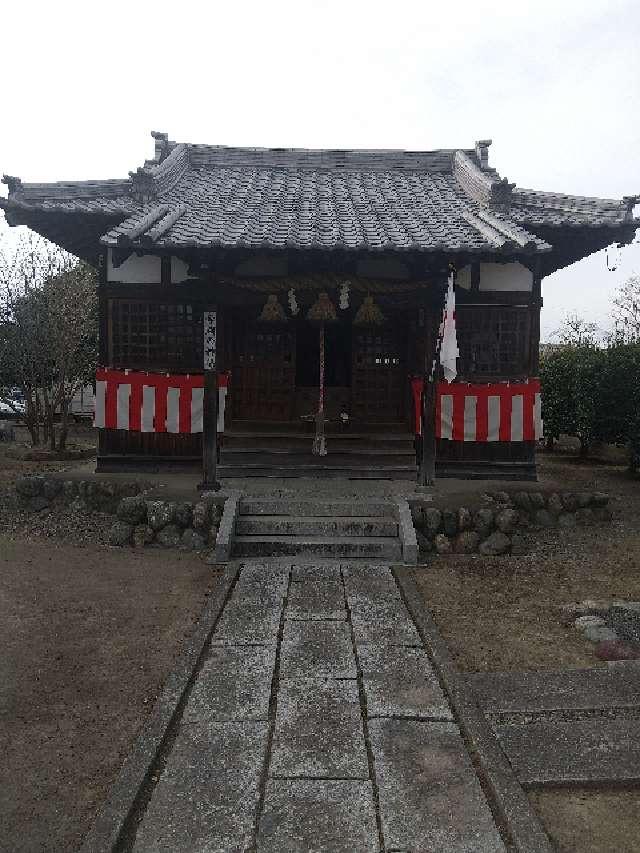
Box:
xmin=200 ymin=306 xmax=220 ymax=491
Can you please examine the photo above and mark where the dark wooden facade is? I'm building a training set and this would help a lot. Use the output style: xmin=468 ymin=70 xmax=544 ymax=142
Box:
xmin=95 ymin=254 xmax=542 ymax=477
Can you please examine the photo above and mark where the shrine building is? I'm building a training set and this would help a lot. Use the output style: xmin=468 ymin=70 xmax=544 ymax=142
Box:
xmin=2 ymin=134 xmax=637 ymax=481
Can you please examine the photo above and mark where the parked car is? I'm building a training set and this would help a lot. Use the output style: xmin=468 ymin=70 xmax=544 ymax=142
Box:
xmin=0 ymin=391 xmax=26 ymax=418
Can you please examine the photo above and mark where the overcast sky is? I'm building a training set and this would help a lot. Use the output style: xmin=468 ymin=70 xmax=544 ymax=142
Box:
xmin=1 ymin=0 xmax=638 ymax=340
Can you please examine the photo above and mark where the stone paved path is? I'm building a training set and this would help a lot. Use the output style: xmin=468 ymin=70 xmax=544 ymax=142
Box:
xmin=132 ymin=561 xmax=505 ymax=852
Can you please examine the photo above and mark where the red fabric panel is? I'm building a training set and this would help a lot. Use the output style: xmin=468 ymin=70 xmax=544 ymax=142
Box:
xmin=129 ymin=377 xmax=142 ymax=432
xmin=105 ymin=378 xmax=118 ymax=429
xmin=178 ymin=375 xmax=192 ymax=434
xmin=154 ymin=376 xmax=168 ymax=433
xmin=522 ymin=387 xmax=536 ymax=441
xmin=475 ymin=392 xmax=489 ymax=442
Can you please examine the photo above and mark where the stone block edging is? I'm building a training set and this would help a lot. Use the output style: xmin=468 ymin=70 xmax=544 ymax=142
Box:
xmin=79 ymin=563 xmax=240 ymax=853
xmin=410 ymin=489 xmax=612 ymax=559
xmin=13 ymin=475 xmax=227 ymax=551
xmin=393 ymin=566 xmax=555 ymax=853
xmin=395 ymin=497 xmax=418 ymax=564
xmin=211 ymin=489 xmax=242 ymax=563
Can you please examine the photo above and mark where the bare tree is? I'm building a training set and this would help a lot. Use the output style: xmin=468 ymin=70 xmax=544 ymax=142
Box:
xmin=611 ymin=275 xmax=640 ymax=342
xmin=551 ymin=313 xmax=600 ymax=346
xmin=0 ymin=229 xmax=97 ymax=449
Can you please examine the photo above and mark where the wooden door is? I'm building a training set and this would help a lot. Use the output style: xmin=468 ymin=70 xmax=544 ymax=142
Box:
xmin=231 ymin=319 xmax=296 ymax=421
xmin=351 ymin=324 xmax=405 ymax=422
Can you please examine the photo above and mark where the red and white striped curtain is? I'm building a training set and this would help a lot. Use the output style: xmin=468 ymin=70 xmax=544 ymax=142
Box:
xmin=411 ymin=378 xmax=542 ymax=442
xmin=94 ymin=369 xmax=228 ymax=433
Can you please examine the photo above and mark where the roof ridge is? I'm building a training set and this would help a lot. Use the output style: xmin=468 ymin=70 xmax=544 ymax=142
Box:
xmin=453 ymin=151 xmax=515 ymax=208
xmin=182 ymin=144 xmax=475 ymax=172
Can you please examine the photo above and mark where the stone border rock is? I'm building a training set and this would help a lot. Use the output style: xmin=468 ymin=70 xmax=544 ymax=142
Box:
xmin=15 ymin=474 xmax=144 ymax=515
xmin=410 ymin=489 xmax=612 ymax=559
xmin=78 ymin=563 xmax=239 ymax=853
xmin=13 ymin=475 xmax=226 ymax=552
xmin=393 ymin=566 xmax=555 ymax=853
xmin=114 ymin=496 xmax=223 ymax=551
xmin=565 ymin=599 xmax=640 ymax=661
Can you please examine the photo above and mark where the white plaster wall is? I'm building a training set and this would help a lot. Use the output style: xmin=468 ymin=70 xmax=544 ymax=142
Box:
xmin=171 ymin=256 xmax=190 ymax=284
xmin=107 ymin=249 xmax=161 ymax=283
xmin=479 ymin=262 xmax=533 ymax=292
xmin=456 ymin=265 xmax=472 ymax=290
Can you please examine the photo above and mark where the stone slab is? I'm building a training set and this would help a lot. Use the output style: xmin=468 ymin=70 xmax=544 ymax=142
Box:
xmin=496 ymin=718 xmax=640 ymax=786
xmin=344 ymin=575 xmax=401 ymax=601
xmin=370 ymin=719 xmax=505 ymax=852
xmin=270 ymin=678 xmax=368 ymax=778
xmin=291 ymin=562 xmax=342 ymax=582
xmin=211 ymin=599 xmax=283 ymax=645
xmin=280 ymin=621 xmax=357 ymax=679
xmin=469 ymin=663 xmax=640 ymax=713
xmin=342 ymin=561 xmax=393 ymax=584
xmin=233 ymin=565 xmax=289 ymax=600
xmin=359 ymin=644 xmax=452 ymax=720
xmin=133 ymin=721 xmax=268 ymax=852
xmin=350 ymin=607 xmax=421 ymax=646
xmin=256 ymin=779 xmax=379 ymax=852
xmin=286 ymin=580 xmax=346 ymax=620
xmin=182 ymin=646 xmax=276 ymax=722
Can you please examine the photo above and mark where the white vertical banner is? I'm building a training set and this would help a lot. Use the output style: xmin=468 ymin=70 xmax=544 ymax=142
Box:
xmin=439 ymin=271 xmax=459 ymax=383
xmin=204 ymin=311 xmax=217 ymax=370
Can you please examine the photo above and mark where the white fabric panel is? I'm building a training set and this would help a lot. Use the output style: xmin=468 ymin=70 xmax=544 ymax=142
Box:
xmin=217 ymin=387 xmax=227 ymax=432
xmin=534 ymin=392 xmax=544 ymax=440
xmin=141 ymin=386 xmax=155 ymax=433
xmin=463 ymin=395 xmax=477 ymax=441
xmin=487 ymin=396 xmax=501 ymax=442
xmin=510 ymin=395 xmax=524 ymax=441
xmin=94 ymin=380 xmax=106 ymax=428
xmin=116 ymin=383 xmax=131 ymax=431
xmin=440 ymin=395 xmax=453 ymax=440
xmin=191 ymin=387 xmax=204 ymax=433
xmin=439 ymin=273 xmax=459 ymax=382
xmin=171 ymin=256 xmax=190 ymax=284
xmin=166 ymin=387 xmax=180 ymax=433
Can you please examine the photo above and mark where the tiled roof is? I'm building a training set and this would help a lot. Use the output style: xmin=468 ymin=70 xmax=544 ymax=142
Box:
xmin=2 ymin=135 xmax=637 ymax=257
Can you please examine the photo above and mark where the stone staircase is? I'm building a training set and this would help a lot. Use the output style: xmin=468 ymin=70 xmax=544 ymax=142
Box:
xmin=230 ymin=497 xmax=403 ymax=560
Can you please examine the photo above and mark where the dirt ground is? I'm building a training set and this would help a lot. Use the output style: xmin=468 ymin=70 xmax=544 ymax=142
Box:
xmin=414 ymin=452 xmax=640 ymax=672
xmin=0 ymin=539 xmax=220 ymax=853
xmin=414 ymin=449 xmax=640 ymax=853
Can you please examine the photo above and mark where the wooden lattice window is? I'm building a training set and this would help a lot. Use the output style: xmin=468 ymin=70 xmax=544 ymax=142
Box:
xmin=456 ymin=306 xmax=530 ymax=379
xmin=109 ymin=300 xmax=203 ymax=371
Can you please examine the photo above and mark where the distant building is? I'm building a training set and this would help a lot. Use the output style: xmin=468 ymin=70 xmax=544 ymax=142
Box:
xmin=2 ymin=134 xmax=637 ymax=480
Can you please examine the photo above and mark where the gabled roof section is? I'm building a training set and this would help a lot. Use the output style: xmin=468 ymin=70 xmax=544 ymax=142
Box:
xmin=1 ymin=132 xmax=637 ymax=265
